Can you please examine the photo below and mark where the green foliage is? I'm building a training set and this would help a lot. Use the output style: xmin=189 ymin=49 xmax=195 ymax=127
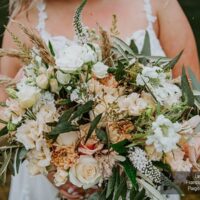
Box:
xmin=111 ymin=139 xmax=130 ymax=154
xmin=121 ymin=159 xmax=137 ymax=188
xmin=181 ymin=67 xmax=194 ymax=106
xmin=49 ymin=122 xmax=78 ymax=137
xmin=106 ymin=167 xmax=117 ymax=198
xmin=0 ymin=127 xmax=8 ymax=137
xmin=48 ymin=41 xmax=55 ymax=57
xmin=163 ymin=50 xmax=183 ymax=70
xmin=73 ymin=0 xmax=88 ymax=44
xmin=141 ymin=31 xmax=151 ymax=56
xmin=85 ymin=113 xmax=102 ymax=143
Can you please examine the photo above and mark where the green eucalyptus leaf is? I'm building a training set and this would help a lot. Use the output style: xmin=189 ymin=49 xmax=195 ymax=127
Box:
xmin=48 ymin=41 xmax=55 ymax=56
xmin=14 ymin=147 xmax=27 ymax=174
xmin=114 ymin=176 xmax=126 ymax=200
xmin=188 ymin=67 xmax=200 ymax=91
xmin=49 ymin=122 xmax=78 ymax=138
xmin=111 ymin=139 xmax=130 ymax=154
xmin=0 ymin=149 xmax=12 ymax=177
xmin=70 ymin=101 xmax=94 ymax=121
xmin=134 ymin=188 xmax=146 ymax=200
xmin=112 ymin=36 xmax=135 ymax=55
xmin=96 ymin=128 xmax=109 ymax=146
xmin=163 ymin=50 xmax=183 ymax=70
xmin=85 ymin=113 xmax=102 ymax=143
xmin=130 ymin=39 xmax=139 ymax=54
xmin=141 ymin=31 xmax=151 ymax=56
xmin=0 ymin=127 xmax=8 ymax=137
xmin=181 ymin=67 xmax=194 ymax=106
xmin=59 ymin=106 xmax=76 ymax=123
xmin=115 ymin=61 xmax=126 ymax=81
xmin=106 ymin=167 xmax=117 ymax=198
xmin=121 ymin=159 xmax=137 ymax=187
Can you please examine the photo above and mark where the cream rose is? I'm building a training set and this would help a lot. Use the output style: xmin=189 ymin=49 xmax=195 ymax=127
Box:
xmin=36 ymin=74 xmax=49 ymax=89
xmin=92 ymin=62 xmax=109 ymax=79
xmin=56 ymin=131 xmax=79 ymax=147
xmin=69 ymin=155 xmax=101 ymax=189
xmin=17 ymin=85 xmax=40 ymax=109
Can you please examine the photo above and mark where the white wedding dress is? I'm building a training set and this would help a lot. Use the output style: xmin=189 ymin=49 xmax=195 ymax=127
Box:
xmin=9 ymin=0 xmax=178 ymax=200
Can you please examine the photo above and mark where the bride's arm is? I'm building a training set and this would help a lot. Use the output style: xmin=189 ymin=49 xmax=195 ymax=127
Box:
xmin=157 ymin=0 xmax=200 ymax=79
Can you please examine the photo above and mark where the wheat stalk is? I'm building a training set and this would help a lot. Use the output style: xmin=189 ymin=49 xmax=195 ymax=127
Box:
xmin=110 ymin=15 xmax=120 ymax=36
xmin=99 ymin=27 xmax=113 ymax=66
xmin=16 ymin=22 xmax=55 ymax=66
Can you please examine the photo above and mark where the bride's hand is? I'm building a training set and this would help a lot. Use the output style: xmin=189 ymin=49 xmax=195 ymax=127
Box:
xmin=47 ymin=170 xmax=86 ymax=200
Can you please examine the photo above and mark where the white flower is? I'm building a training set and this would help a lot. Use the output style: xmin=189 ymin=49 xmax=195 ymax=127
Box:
xmin=146 ymin=115 xmax=181 ymax=153
xmin=56 ymin=131 xmax=79 ymax=147
xmin=5 ymin=99 xmax=25 ymax=124
xmin=92 ymin=62 xmax=109 ymax=79
xmin=56 ymin=44 xmax=97 ymax=73
xmin=36 ymin=74 xmax=49 ymax=89
xmin=56 ymin=70 xmax=71 ymax=85
xmin=36 ymin=102 xmax=59 ymax=124
xmin=153 ymin=83 xmax=181 ymax=106
xmin=54 ymin=169 xmax=68 ymax=187
xmin=69 ymin=155 xmax=101 ymax=189
xmin=27 ymin=140 xmax=51 ymax=175
xmin=118 ymin=93 xmax=147 ymax=116
xmin=136 ymin=66 xmax=162 ymax=86
xmin=16 ymin=120 xmax=43 ymax=150
xmin=17 ymin=85 xmax=40 ymax=109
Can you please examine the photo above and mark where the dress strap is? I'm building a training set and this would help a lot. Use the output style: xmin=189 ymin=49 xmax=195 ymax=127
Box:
xmin=36 ymin=0 xmax=50 ymax=39
xmin=144 ymin=0 xmax=157 ymax=30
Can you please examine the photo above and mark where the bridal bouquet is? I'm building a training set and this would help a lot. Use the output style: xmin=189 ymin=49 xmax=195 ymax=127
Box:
xmin=1 ymin=0 xmax=200 ymax=199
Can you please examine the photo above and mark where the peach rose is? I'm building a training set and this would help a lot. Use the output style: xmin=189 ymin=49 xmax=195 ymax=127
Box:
xmin=78 ymin=138 xmax=104 ymax=155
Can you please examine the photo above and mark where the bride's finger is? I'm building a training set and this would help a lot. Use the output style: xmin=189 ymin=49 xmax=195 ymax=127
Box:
xmin=59 ymin=189 xmax=84 ymax=200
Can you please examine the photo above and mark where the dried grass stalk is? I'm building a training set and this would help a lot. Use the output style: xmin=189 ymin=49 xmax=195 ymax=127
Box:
xmin=17 ymin=22 xmax=55 ymax=66
xmin=0 ymin=75 xmax=15 ymax=87
xmin=110 ymin=15 xmax=120 ymax=36
xmin=99 ymin=27 xmax=113 ymax=67
xmin=0 ymin=48 xmax=31 ymax=65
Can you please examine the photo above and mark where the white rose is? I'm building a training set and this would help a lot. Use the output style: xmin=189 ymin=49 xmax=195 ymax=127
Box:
xmin=56 ymin=45 xmax=84 ymax=73
xmin=54 ymin=169 xmax=68 ymax=187
xmin=56 ymin=70 xmax=71 ymax=85
xmin=36 ymin=74 xmax=49 ymax=89
xmin=56 ymin=131 xmax=79 ymax=147
xmin=92 ymin=62 xmax=109 ymax=79
xmin=69 ymin=155 xmax=101 ymax=189
xmin=17 ymin=85 xmax=40 ymax=109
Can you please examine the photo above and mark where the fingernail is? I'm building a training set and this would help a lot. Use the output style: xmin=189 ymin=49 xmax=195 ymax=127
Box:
xmin=72 ymin=192 xmax=78 ymax=196
xmin=67 ymin=188 xmax=74 ymax=194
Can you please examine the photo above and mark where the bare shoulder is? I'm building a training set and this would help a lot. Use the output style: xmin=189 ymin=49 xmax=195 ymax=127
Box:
xmin=152 ymin=0 xmax=180 ymax=13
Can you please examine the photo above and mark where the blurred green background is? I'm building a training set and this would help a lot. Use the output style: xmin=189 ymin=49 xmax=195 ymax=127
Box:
xmin=0 ymin=0 xmax=200 ymax=200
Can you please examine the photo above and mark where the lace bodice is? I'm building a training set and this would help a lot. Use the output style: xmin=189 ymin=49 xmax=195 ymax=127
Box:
xmin=36 ymin=0 xmax=165 ymax=57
